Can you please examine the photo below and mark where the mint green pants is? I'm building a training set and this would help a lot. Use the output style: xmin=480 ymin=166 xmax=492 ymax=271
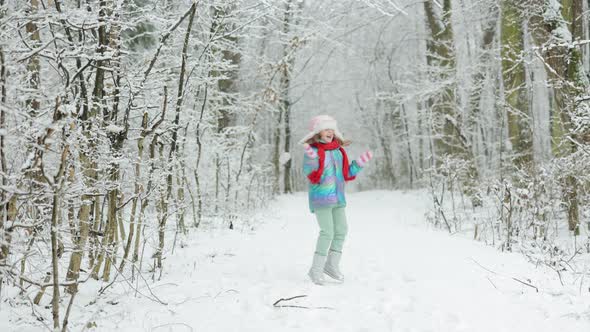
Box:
xmin=314 ymin=207 xmax=348 ymax=256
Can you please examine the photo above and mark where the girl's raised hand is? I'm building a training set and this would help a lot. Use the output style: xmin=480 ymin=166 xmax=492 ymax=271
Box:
xmin=303 ymin=143 xmax=318 ymax=159
xmin=356 ymin=150 xmax=373 ymax=167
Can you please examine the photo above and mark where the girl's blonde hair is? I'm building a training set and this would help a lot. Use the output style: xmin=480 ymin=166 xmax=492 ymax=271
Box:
xmin=305 ymin=134 xmax=352 ymax=147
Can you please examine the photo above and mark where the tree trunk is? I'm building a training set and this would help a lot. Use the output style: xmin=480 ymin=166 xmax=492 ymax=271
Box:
xmin=50 ymin=192 xmax=61 ymax=330
xmin=467 ymin=2 xmax=499 ymax=164
xmin=500 ymin=0 xmax=533 ymax=171
xmin=193 ymin=85 xmax=207 ymax=228
xmin=282 ymin=102 xmax=292 ymax=193
xmin=157 ymin=3 xmax=196 ymax=269
xmin=121 ymin=88 xmax=166 ymax=272
xmin=424 ymin=0 xmax=481 ymax=205
xmin=0 ymin=0 xmax=8 ymax=271
xmin=273 ymin=109 xmax=283 ymax=194
xmin=210 ymin=4 xmax=241 ymax=214
xmin=400 ymin=104 xmax=417 ymax=188
xmin=25 ymin=0 xmax=41 ymax=115
xmin=88 ymin=0 xmax=115 ymax=281
xmin=533 ymin=0 xmax=586 ymax=234
xmin=65 ymin=0 xmax=110 ymax=290
xmin=132 ymin=134 xmax=159 ymax=280
xmin=175 ymin=124 xmax=190 ymax=235
xmin=280 ymin=0 xmax=303 ymax=194
xmin=54 ymin=0 xmax=93 ymax=291
xmin=49 ymin=140 xmax=70 ymax=330
xmin=102 ymin=1 xmax=125 ymax=282
xmin=65 ymin=197 xmax=91 ymax=294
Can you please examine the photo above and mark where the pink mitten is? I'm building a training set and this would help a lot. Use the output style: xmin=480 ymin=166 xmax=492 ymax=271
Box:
xmin=303 ymin=143 xmax=318 ymax=159
xmin=356 ymin=150 xmax=373 ymax=167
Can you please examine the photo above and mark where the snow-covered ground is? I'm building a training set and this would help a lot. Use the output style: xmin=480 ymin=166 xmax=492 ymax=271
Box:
xmin=3 ymin=190 xmax=590 ymax=331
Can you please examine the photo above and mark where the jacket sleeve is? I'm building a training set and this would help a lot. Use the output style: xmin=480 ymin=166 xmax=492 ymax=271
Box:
xmin=303 ymin=148 xmax=319 ymax=177
xmin=348 ymin=160 xmax=363 ymax=177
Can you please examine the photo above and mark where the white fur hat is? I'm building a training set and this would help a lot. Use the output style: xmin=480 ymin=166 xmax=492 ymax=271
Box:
xmin=299 ymin=115 xmax=346 ymax=145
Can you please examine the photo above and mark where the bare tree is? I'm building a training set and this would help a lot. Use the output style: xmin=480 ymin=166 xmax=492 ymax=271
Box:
xmin=423 ymin=0 xmax=481 ymax=205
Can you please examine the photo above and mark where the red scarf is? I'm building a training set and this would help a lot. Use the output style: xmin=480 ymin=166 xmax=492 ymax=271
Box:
xmin=308 ymin=141 xmax=356 ymax=184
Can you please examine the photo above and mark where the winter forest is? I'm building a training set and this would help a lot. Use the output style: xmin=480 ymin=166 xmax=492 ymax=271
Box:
xmin=1 ymin=0 xmax=590 ymax=331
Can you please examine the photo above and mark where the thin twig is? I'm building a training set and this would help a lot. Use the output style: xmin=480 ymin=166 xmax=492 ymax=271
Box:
xmin=470 ymin=257 xmax=498 ymax=275
xmin=511 ymin=277 xmax=539 ymax=292
xmin=151 ymin=323 xmax=194 ymax=332
xmin=272 ymin=295 xmax=334 ymax=310
xmin=273 ymin=294 xmax=307 ymax=306
xmin=487 ymin=277 xmax=498 ymax=290
xmin=472 ymin=258 xmax=539 ymax=292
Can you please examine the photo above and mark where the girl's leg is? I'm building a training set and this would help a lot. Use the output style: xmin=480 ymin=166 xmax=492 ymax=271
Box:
xmin=324 ymin=207 xmax=347 ymax=281
xmin=330 ymin=207 xmax=348 ymax=252
xmin=314 ymin=208 xmax=335 ymax=256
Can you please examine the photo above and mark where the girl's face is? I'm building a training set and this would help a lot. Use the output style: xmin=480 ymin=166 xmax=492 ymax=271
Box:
xmin=319 ymin=129 xmax=334 ymax=143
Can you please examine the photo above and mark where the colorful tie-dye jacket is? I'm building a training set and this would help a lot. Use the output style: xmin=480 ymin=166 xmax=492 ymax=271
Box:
xmin=303 ymin=146 xmax=363 ymax=212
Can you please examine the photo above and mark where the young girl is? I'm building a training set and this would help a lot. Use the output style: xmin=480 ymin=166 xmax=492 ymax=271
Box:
xmin=300 ymin=115 xmax=373 ymax=285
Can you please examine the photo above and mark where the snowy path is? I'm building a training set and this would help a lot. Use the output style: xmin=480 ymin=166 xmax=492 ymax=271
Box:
xmin=30 ymin=191 xmax=590 ymax=331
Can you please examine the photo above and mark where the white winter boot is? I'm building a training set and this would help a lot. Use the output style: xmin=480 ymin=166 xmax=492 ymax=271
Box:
xmin=308 ymin=253 xmax=327 ymax=285
xmin=324 ymin=250 xmax=344 ymax=281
